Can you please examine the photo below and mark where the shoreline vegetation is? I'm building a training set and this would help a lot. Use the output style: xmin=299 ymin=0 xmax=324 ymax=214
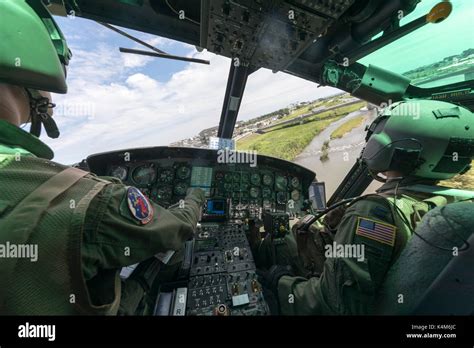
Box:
xmin=237 ymin=100 xmax=366 ymax=161
xmin=330 ymin=115 xmax=366 ymax=140
xmin=320 ymin=115 xmax=366 ymax=162
xmin=320 ymin=140 xmax=330 ymax=162
xmin=237 ymin=116 xmax=343 ymax=161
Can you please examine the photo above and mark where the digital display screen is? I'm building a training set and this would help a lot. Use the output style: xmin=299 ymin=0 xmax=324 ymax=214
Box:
xmin=195 ymin=239 xmax=217 ymax=252
xmin=207 ymin=199 xmax=226 ymax=215
xmin=309 ymin=182 xmax=326 ymax=211
xmin=191 ymin=167 xmax=213 ymax=187
xmin=191 ymin=167 xmax=213 ymax=197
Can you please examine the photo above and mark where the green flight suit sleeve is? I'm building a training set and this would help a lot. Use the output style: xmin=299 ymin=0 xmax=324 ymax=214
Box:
xmin=277 ymin=196 xmax=398 ymax=315
xmin=81 ymin=185 xmax=205 ymax=281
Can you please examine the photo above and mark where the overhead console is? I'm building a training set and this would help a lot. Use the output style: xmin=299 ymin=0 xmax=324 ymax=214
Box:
xmin=200 ymin=0 xmax=355 ymax=72
xmin=85 ymin=146 xmax=316 ymax=316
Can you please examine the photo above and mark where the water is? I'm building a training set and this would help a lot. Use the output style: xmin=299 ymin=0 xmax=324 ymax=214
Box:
xmin=294 ymin=109 xmax=382 ymax=197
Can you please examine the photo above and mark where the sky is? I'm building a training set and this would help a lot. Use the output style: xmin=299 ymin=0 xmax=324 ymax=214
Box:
xmin=359 ymin=0 xmax=474 ymax=76
xmin=42 ymin=15 xmax=341 ymax=164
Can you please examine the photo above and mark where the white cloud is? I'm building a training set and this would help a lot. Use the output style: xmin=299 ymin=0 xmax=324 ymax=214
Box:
xmin=122 ymin=53 xmax=154 ymax=68
xmin=44 ymin=39 xmax=340 ymax=164
xmin=126 ymin=73 xmax=160 ymax=90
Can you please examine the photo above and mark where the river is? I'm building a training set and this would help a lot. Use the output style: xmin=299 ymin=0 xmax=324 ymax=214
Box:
xmin=294 ymin=109 xmax=382 ymax=196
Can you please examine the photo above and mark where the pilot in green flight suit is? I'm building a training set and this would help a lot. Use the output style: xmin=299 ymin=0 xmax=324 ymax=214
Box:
xmin=0 ymin=0 xmax=205 ymax=315
xmin=258 ymin=99 xmax=474 ymax=315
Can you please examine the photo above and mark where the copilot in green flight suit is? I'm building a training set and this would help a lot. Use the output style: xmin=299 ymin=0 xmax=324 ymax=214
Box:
xmin=0 ymin=120 xmax=205 ymax=315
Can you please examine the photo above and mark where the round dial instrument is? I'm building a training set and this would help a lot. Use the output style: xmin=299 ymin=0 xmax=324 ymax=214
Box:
xmin=224 ymin=173 xmax=233 ymax=182
xmin=276 ymin=191 xmax=287 ymax=204
xmin=174 ymin=182 xmax=188 ymax=196
xmin=250 ymin=173 xmax=261 ymax=186
xmin=232 ymin=172 xmax=241 ymax=182
xmin=290 ymin=177 xmax=300 ymax=189
xmin=263 ymin=199 xmax=272 ymax=210
xmin=262 ymin=174 xmax=273 ymax=186
xmin=224 ymin=183 xmax=233 ymax=192
xmin=291 ymin=189 xmax=300 ymax=201
xmin=153 ymin=186 xmax=172 ymax=201
xmin=176 ymin=165 xmax=191 ymax=180
xmin=158 ymin=168 xmax=174 ymax=183
xmin=249 ymin=187 xmax=260 ymax=199
xmin=110 ymin=165 xmax=128 ymax=181
xmin=262 ymin=187 xmax=273 ymax=199
xmin=275 ymin=175 xmax=288 ymax=191
xmin=132 ymin=165 xmax=156 ymax=185
xmin=241 ymin=182 xmax=250 ymax=191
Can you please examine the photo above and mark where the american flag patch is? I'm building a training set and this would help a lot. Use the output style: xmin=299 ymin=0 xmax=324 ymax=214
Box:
xmin=355 ymin=217 xmax=396 ymax=246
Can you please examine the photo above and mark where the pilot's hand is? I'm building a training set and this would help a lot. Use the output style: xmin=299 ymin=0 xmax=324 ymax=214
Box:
xmin=323 ymin=204 xmax=347 ymax=234
xmin=247 ymin=218 xmax=262 ymax=254
xmin=292 ymin=217 xmax=319 ymax=253
xmin=186 ymin=187 xmax=205 ymax=202
xmin=257 ymin=265 xmax=294 ymax=315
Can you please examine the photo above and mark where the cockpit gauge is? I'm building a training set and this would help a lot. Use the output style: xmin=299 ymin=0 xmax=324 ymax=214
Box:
xmin=241 ymin=173 xmax=250 ymax=183
xmin=224 ymin=183 xmax=233 ymax=192
xmin=249 ymin=187 xmax=261 ymax=199
xmin=250 ymin=173 xmax=261 ymax=186
xmin=232 ymin=172 xmax=241 ymax=182
xmin=153 ymin=186 xmax=172 ymax=201
xmin=275 ymin=175 xmax=288 ymax=191
xmin=174 ymin=182 xmax=188 ymax=196
xmin=262 ymin=187 xmax=273 ymax=199
xmin=263 ymin=199 xmax=272 ymax=210
xmin=291 ymin=190 xmax=300 ymax=201
xmin=224 ymin=173 xmax=233 ymax=182
xmin=262 ymin=174 xmax=273 ymax=186
xmin=158 ymin=168 xmax=174 ymax=183
xmin=110 ymin=165 xmax=128 ymax=181
xmin=276 ymin=191 xmax=287 ymax=205
xmin=132 ymin=164 xmax=156 ymax=185
xmin=215 ymin=172 xmax=224 ymax=181
xmin=176 ymin=165 xmax=191 ymax=180
xmin=241 ymin=182 xmax=250 ymax=191
xmin=290 ymin=177 xmax=300 ymax=189
xmin=232 ymin=182 xmax=240 ymax=191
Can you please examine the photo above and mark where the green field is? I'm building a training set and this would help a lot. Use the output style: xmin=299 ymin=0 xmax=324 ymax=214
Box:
xmin=264 ymin=101 xmax=366 ymax=133
xmin=237 ymin=116 xmax=343 ymax=161
xmin=270 ymin=94 xmax=350 ymax=124
xmin=330 ymin=115 xmax=366 ymax=139
xmin=275 ymin=101 xmax=323 ymax=123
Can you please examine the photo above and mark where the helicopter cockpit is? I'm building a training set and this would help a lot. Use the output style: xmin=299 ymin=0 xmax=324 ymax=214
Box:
xmin=35 ymin=0 xmax=474 ymax=317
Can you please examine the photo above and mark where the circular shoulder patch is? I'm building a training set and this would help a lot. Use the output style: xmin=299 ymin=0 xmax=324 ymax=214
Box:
xmin=126 ymin=187 xmax=154 ymax=225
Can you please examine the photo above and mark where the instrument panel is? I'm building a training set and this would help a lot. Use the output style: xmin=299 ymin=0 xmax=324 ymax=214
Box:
xmin=86 ymin=147 xmax=316 ymax=220
xmin=85 ymin=146 xmax=316 ymax=316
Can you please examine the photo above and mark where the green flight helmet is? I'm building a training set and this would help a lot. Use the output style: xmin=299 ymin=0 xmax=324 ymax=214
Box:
xmin=0 ymin=0 xmax=71 ymax=94
xmin=361 ymin=100 xmax=474 ymax=181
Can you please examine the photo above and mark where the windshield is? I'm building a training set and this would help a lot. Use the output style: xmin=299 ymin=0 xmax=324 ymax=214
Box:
xmin=358 ymin=0 xmax=474 ymax=88
xmin=47 ymin=2 xmax=473 ymax=195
